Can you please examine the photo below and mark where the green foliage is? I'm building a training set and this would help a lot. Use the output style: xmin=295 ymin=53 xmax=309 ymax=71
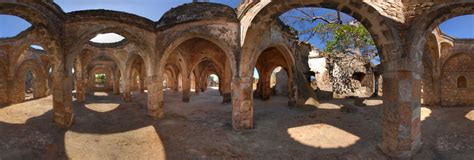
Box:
xmin=95 ymin=73 xmax=106 ymax=84
xmin=314 ymin=22 xmax=376 ymax=58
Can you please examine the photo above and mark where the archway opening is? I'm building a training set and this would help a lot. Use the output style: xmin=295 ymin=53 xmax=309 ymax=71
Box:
xmin=270 ymin=67 xmax=289 ymax=97
xmin=253 ymin=47 xmax=294 ymax=105
xmin=24 ymin=70 xmax=35 ymax=101
xmin=418 ymin=11 xmax=474 ymax=158
xmin=207 ymin=74 xmax=219 ymax=89
xmin=94 ymin=73 xmax=106 ymax=88
xmin=280 ymin=7 xmax=378 ymax=100
xmin=0 ymin=14 xmax=31 ymax=38
xmin=162 ymin=37 xmax=233 ymax=103
xmin=238 ymin=2 xmax=385 ymax=151
xmin=421 ymin=14 xmax=474 ymax=108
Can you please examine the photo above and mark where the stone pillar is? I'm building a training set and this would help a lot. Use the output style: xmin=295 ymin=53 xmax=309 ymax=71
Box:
xmin=182 ymin=73 xmax=191 ymax=102
xmin=254 ymin=78 xmax=262 ymax=98
xmin=172 ymin=76 xmax=179 ymax=93
xmin=122 ymin=77 xmax=131 ymax=102
xmin=75 ymin=77 xmax=86 ymax=102
xmin=139 ymin=77 xmax=145 ymax=93
xmin=287 ymin=75 xmax=297 ymax=107
xmin=380 ymin=70 xmax=422 ymax=158
xmin=7 ymin=77 xmax=19 ymax=104
xmin=147 ymin=76 xmax=164 ymax=119
xmin=52 ymin=71 xmax=74 ymax=128
xmin=113 ymin=74 xmax=120 ymax=95
xmin=201 ymin=76 xmax=207 ymax=92
xmin=261 ymin=78 xmax=271 ymax=101
xmin=194 ymin=75 xmax=201 ymax=95
xmin=232 ymin=77 xmax=254 ymax=130
xmin=222 ymin=77 xmax=232 ymax=103
xmin=218 ymin=81 xmax=223 ymax=95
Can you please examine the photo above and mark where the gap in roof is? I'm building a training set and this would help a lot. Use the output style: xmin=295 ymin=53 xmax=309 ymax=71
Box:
xmin=30 ymin=45 xmax=44 ymax=50
xmin=90 ymin=33 xmax=125 ymax=44
xmin=0 ymin=15 xmax=31 ymax=38
xmin=53 ymin=0 xmax=240 ymax=21
xmin=439 ymin=15 xmax=474 ymax=39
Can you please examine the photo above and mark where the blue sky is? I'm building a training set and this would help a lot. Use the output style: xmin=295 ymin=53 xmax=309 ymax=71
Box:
xmin=0 ymin=1 xmax=471 ymax=40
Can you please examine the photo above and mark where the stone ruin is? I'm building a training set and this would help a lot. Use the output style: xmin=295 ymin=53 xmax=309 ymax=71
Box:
xmin=0 ymin=1 xmax=473 ymax=158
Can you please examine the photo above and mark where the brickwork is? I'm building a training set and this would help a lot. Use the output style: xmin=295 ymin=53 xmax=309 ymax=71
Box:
xmin=0 ymin=1 xmax=473 ymax=159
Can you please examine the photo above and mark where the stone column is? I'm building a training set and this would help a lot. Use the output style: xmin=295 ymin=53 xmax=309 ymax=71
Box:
xmin=201 ymin=76 xmax=207 ymax=92
xmin=194 ymin=75 xmax=201 ymax=95
xmin=222 ymin=77 xmax=232 ymax=103
xmin=139 ymin=77 xmax=145 ymax=93
xmin=52 ymin=71 xmax=74 ymax=128
xmin=218 ymin=81 xmax=223 ymax=95
xmin=261 ymin=78 xmax=271 ymax=101
xmin=222 ymin=63 xmax=232 ymax=103
xmin=287 ymin=75 xmax=297 ymax=107
xmin=75 ymin=77 xmax=86 ymax=102
xmin=113 ymin=74 xmax=120 ymax=95
xmin=232 ymin=77 xmax=254 ymax=130
xmin=147 ymin=76 xmax=164 ymax=119
xmin=172 ymin=75 xmax=179 ymax=93
xmin=182 ymin=73 xmax=191 ymax=102
xmin=380 ymin=70 xmax=422 ymax=158
xmin=122 ymin=76 xmax=132 ymax=102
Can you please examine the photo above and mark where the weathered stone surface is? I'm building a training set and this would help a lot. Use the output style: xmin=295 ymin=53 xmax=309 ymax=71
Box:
xmin=1 ymin=1 xmax=473 ymax=159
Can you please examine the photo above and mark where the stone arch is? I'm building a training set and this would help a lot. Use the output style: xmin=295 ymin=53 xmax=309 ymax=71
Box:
xmin=13 ymin=59 xmax=48 ymax=103
xmin=157 ymin=30 xmax=238 ymax=80
xmin=240 ymin=1 xmax=400 ymax=79
xmin=409 ymin=2 xmax=474 ymax=68
xmin=88 ymin=66 xmax=114 ymax=92
xmin=65 ymin=26 xmax=153 ymax=76
xmin=122 ymin=53 xmax=147 ymax=101
xmin=253 ymin=45 xmax=296 ymax=105
xmin=0 ymin=1 xmax=63 ymax=39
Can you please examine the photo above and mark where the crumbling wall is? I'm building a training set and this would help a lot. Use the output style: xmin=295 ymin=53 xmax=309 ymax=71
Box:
xmin=326 ymin=54 xmax=375 ymax=98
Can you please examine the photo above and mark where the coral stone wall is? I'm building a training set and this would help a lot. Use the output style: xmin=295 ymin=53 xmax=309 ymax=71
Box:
xmin=441 ymin=53 xmax=474 ymax=106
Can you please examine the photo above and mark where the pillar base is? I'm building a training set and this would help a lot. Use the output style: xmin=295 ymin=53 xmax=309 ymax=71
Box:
xmin=122 ymin=93 xmax=131 ymax=102
xmin=147 ymin=101 xmax=164 ymax=119
xmin=288 ymin=100 xmax=296 ymax=107
xmin=182 ymin=97 xmax=190 ymax=103
xmin=222 ymin=93 xmax=231 ymax=103
xmin=378 ymin=141 xmax=422 ymax=158
xmin=54 ymin=112 xmax=74 ymax=129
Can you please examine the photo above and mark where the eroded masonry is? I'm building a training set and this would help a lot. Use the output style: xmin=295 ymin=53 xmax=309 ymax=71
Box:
xmin=0 ymin=1 xmax=473 ymax=158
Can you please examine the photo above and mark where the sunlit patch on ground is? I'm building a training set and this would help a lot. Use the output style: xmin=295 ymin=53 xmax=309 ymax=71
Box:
xmin=287 ymin=123 xmax=360 ymax=149
xmin=84 ymin=103 xmax=120 ymax=112
xmin=93 ymin=92 xmax=110 ymax=96
xmin=0 ymin=96 xmax=52 ymax=124
xmin=363 ymin=99 xmax=383 ymax=106
xmin=465 ymin=110 xmax=474 ymax=121
xmin=421 ymin=107 xmax=432 ymax=121
xmin=65 ymin=126 xmax=165 ymax=159
xmin=316 ymin=102 xmax=341 ymax=109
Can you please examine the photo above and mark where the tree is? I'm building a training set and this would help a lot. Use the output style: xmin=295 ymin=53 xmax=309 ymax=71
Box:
xmin=280 ymin=8 xmax=378 ymax=95
xmin=280 ymin=8 xmax=377 ymax=60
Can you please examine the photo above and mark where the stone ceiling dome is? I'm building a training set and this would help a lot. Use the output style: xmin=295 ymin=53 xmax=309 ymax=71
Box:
xmin=156 ymin=2 xmax=237 ymax=29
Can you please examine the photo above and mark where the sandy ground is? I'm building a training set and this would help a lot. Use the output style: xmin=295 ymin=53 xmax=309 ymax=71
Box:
xmin=0 ymin=89 xmax=473 ymax=159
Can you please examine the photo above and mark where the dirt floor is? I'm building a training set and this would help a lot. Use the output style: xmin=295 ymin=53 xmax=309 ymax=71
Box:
xmin=1 ymin=88 xmax=473 ymax=159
